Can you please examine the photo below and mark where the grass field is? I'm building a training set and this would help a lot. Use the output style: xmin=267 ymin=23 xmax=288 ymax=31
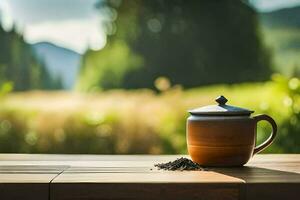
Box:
xmin=0 ymin=76 xmax=299 ymax=154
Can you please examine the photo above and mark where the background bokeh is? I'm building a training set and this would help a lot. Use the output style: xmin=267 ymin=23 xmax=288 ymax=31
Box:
xmin=0 ymin=0 xmax=299 ymax=154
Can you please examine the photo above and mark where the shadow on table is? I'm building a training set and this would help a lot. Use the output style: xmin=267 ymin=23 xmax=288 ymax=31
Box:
xmin=210 ymin=166 xmax=300 ymax=200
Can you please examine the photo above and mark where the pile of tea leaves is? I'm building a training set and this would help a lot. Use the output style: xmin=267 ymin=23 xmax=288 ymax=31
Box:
xmin=154 ymin=157 xmax=204 ymax=171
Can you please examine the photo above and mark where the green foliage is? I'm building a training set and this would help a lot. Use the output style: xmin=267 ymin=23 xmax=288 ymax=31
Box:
xmin=261 ymin=27 xmax=300 ymax=76
xmin=267 ymin=75 xmax=300 ymax=153
xmin=0 ymin=82 xmax=13 ymax=97
xmin=0 ymin=78 xmax=299 ymax=154
xmin=76 ymin=41 xmax=142 ymax=92
xmin=78 ymin=0 xmax=272 ymax=90
xmin=0 ymin=25 xmax=61 ymax=91
xmin=259 ymin=6 xmax=300 ymax=76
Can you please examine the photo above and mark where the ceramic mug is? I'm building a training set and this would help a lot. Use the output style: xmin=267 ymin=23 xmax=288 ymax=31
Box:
xmin=186 ymin=96 xmax=277 ymax=166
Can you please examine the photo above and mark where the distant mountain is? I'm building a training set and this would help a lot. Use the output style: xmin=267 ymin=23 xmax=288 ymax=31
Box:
xmin=259 ymin=6 xmax=300 ymax=28
xmin=32 ymin=42 xmax=81 ymax=89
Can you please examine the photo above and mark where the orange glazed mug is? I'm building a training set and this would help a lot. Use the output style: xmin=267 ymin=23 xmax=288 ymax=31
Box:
xmin=186 ymin=96 xmax=277 ymax=167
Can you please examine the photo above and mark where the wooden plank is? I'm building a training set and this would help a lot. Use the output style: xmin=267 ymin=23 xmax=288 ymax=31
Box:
xmin=0 ymin=173 xmax=55 ymax=200
xmin=246 ymin=183 xmax=300 ymax=200
xmin=0 ymin=154 xmax=300 ymax=200
xmin=0 ymin=165 xmax=68 ymax=173
xmin=0 ymin=164 xmax=67 ymax=200
xmin=211 ymin=155 xmax=300 ymax=200
xmin=49 ymin=154 xmax=300 ymax=200
xmin=0 ymin=183 xmax=49 ymax=200
xmin=249 ymin=154 xmax=300 ymax=163
xmin=0 ymin=154 xmax=299 ymax=171
xmin=0 ymin=154 xmax=183 ymax=161
xmin=49 ymin=155 xmax=244 ymax=200
xmin=51 ymin=183 xmax=241 ymax=200
xmin=211 ymin=166 xmax=300 ymax=183
xmin=0 ymin=154 xmax=298 ymax=162
xmin=51 ymin=161 xmax=244 ymax=200
xmin=52 ymin=171 xmax=244 ymax=183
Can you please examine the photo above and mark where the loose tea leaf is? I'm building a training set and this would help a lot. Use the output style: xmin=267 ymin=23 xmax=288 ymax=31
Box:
xmin=154 ymin=157 xmax=204 ymax=171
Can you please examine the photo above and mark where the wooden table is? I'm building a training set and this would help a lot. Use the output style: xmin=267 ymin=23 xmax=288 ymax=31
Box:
xmin=0 ymin=154 xmax=299 ymax=200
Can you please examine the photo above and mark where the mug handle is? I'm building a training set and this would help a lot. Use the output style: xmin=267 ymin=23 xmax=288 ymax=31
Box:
xmin=253 ymin=114 xmax=277 ymax=155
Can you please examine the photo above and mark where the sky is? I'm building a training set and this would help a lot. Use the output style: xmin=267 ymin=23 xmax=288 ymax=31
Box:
xmin=0 ymin=0 xmax=107 ymax=54
xmin=0 ymin=0 xmax=300 ymax=54
xmin=250 ymin=0 xmax=300 ymax=12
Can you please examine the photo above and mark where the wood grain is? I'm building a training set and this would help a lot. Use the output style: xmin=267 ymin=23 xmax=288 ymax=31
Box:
xmin=0 ymin=154 xmax=299 ymax=200
xmin=51 ymin=160 xmax=244 ymax=200
xmin=0 ymin=164 xmax=67 ymax=200
xmin=52 ymin=171 xmax=244 ymax=183
xmin=209 ymin=155 xmax=300 ymax=200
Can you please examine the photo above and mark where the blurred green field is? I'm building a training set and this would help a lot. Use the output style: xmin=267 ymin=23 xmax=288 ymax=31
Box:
xmin=261 ymin=27 xmax=300 ymax=75
xmin=0 ymin=75 xmax=299 ymax=154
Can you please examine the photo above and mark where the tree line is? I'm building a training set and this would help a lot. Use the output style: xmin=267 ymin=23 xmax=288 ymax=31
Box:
xmin=0 ymin=23 xmax=62 ymax=91
xmin=78 ymin=0 xmax=272 ymax=91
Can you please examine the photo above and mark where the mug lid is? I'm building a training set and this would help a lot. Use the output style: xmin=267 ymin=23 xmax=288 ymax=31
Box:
xmin=188 ymin=95 xmax=254 ymax=116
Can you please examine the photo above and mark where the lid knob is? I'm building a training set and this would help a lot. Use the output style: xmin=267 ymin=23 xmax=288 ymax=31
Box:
xmin=215 ymin=95 xmax=228 ymax=105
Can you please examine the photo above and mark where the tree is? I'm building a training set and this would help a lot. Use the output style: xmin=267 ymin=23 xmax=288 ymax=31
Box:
xmin=78 ymin=0 xmax=272 ymax=90
xmin=0 ymin=22 xmax=61 ymax=91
